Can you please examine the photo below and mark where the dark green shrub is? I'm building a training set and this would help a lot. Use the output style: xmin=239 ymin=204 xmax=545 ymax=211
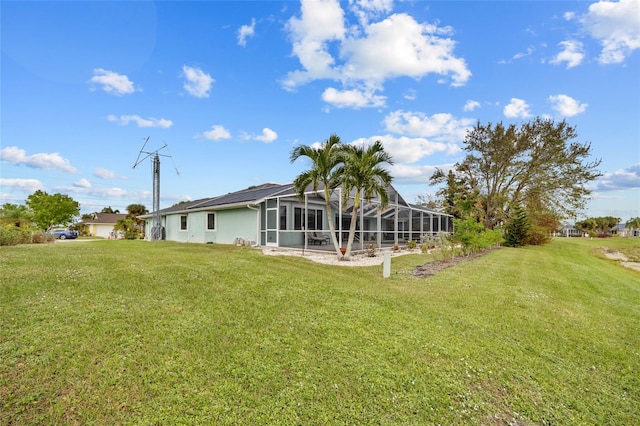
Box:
xmin=504 ymin=205 xmax=531 ymax=247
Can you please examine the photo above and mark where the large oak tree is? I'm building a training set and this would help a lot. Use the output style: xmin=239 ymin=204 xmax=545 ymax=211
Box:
xmin=26 ymin=190 xmax=80 ymax=230
xmin=431 ymin=118 xmax=601 ymax=230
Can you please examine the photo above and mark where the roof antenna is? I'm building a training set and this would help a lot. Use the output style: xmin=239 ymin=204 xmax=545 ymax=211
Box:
xmin=133 ymin=137 xmax=172 ymax=240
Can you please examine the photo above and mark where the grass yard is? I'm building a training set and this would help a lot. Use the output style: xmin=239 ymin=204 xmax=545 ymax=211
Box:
xmin=1 ymin=237 xmax=639 ymax=425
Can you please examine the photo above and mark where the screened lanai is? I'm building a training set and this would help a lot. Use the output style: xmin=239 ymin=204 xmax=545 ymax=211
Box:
xmin=259 ymin=184 xmax=453 ymax=252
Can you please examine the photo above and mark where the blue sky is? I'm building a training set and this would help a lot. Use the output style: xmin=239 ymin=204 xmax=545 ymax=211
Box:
xmin=2 ymin=0 xmax=639 ymax=221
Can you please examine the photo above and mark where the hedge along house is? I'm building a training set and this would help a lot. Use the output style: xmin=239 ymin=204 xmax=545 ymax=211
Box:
xmin=139 ymin=182 xmax=453 ymax=251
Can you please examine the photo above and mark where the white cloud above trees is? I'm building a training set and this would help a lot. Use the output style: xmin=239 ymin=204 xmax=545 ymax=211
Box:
xmin=0 ymin=146 xmax=78 ymax=173
xmin=107 ymin=114 xmax=173 ymax=128
xmin=283 ymin=0 xmax=470 ymax=109
xmin=238 ymin=18 xmax=256 ymax=46
xmin=202 ymin=125 xmax=232 ymax=141
xmin=383 ymin=110 xmax=473 ymax=143
xmin=503 ymin=98 xmax=532 ymax=119
xmin=322 ymin=87 xmax=385 ymax=108
xmin=551 ymin=40 xmax=585 ymax=68
xmin=596 ymin=164 xmax=640 ymax=190
xmin=254 ymin=128 xmax=278 ymax=143
xmin=182 ymin=65 xmax=214 ymax=98
xmin=548 ymin=94 xmax=588 ymax=117
xmin=89 ymin=68 xmax=137 ymax=95
xmin=463 ymin=100 xmax=480 ymax=112
xmin=580 ymin=0 xmax=640 ymax=64
xmin=0 ymin=178 xmax=44 ymax=193
xmin=94 ymin=168 xmax=125 ymax=179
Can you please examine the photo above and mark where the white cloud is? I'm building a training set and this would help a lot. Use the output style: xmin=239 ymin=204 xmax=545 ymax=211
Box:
xmin=202 ymin=125 xmax=231 ymax=141
xmin=403 ymin=89 xmax=417 ymax=101
xmin=580 ymin=0 xmax=640 ymax=64
xmin=349 ymin=0 xmax=394 ymax=25
xmin=548 ymin=94 xmax=588 ymax=117
xmin=107 ymin=114 xmax=173 ymax=128
xmin=340 ymin=13 xmax=471 ymax=87
xmin=55 ymin=183 xmax=129 ymax=198
xmin=383 ymin=110 xmax=474 ymax=144
xmin=322 ymin=87 xmax=386 ymax=108
xmin=94 ymin=168 xmax=122 ymax=179
xmin=0 ymin=178 xmax=44 ymax=192
xmin=73 ymin=178 xmax=91 ymax=189
xmin=0 ymin=146 xmax=78 ymax=173
xmin=503 ymin=98 xmax=532 ymax=118
xmin=597 ymin=164 xmax=640 ymax=190
xmin=283 ymin=0 xmax=345 ymax=89
xmin=238 ymin=18 xmax=256 ymax=46
xmin=350 ymin=134 xmax=459 ymax=164
xmin=513 ymin=46 xmax=535 ymax=60
xmin=89 ymin=68 xmax=136 ymax=95
xmin=254 ymin=128 xmax=278 ymax=143
xmin=551 ymin=40 xmax=585 ymax=68
xmin=388 ymin=163 xmax=442 ymax=184
xmin=463 ymin=100 xmax=480 ymax=112
xmin=182 ymin=65 xmax=214 ymax=98
xmin=283 ymin=1 xmax=471 ymax=105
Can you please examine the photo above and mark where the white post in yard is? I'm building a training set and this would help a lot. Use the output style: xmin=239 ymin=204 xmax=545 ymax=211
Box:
xmin=383 ymin=251 xmax=391 ymax=278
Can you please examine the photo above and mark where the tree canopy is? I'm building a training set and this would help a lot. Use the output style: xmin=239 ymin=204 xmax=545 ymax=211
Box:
xmin=339 ymin=141 xmax=393 ymax=258
xmin=431 ymin=118 xmax=601 ymax=233
xmin=576 ymin=216 xmax=620 ymax=236
xmin=290 ymin=135 xmax=394 ymax=260
xmin=290 ymin=134 xmax=345 ymax=257
xmin=26 ymin=190 xmax=80 ymax=230
xmin=0 ymin=203 xmax=35 ymax=228
xmin=126 ymin=204 xmax=148 ymax=217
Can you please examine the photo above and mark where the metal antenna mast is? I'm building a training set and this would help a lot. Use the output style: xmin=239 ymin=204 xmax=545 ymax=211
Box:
xmin=133 ymin=137 xmax=170 ymax=240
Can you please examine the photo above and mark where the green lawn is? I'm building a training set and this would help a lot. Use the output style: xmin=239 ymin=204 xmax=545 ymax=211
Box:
xmin=1 ymin=238 xmax=639 ymax=425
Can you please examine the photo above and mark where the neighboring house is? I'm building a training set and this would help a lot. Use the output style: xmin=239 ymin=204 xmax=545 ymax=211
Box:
xmin=556 ymin=224 xmax=586 ymax=237
xmin=612 ymin=223 xmax=640 ymax=237
xmin=80 ymin=213 xmax=128 ymax=238
xmin=139 ymin=182 xmax=453 ymax=251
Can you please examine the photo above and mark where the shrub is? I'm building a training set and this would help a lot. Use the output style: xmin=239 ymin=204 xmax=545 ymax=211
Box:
xmin=504 ymin=205 xmax=531 ymax=247
xmin=451 ymin=217 xmax=501 ymax=255
xmin=366 ymin=243 xmax=377 ymax=257
xmin=0 ymin=226 xmax=31 ymax=246
xmin=406 ymin=240 xmax=417 ymax=250
xmin=528 ymin=225 xmax=551 ymax=245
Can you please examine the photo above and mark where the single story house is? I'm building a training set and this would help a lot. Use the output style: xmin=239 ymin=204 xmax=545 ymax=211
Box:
xmin=612 ymin=223 xmax=640 ymax=237
xmin=139 ymin=182 xmax=453 ymax=251
xmin=555 ymin=224 xmax=586 ymax=238
xmin=80 ymin=212 xmax=128 ymax=238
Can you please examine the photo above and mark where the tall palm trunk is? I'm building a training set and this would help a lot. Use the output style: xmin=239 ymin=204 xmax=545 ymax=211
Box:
xmin=324 ymin=187 xmax=343 ymax=258
xmin=344 ymin=191 xmax=360 ymax=259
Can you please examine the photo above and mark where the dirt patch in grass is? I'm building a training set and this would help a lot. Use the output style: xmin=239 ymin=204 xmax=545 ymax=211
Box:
xmin=601 ymin=247 xmax=640 ymax=272
xmin=413 ymin=250 xmax=493 ymax=278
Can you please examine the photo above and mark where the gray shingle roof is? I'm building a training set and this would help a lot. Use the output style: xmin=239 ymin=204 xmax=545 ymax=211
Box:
xmin=195 ymin=183 xmax=293 ymax=208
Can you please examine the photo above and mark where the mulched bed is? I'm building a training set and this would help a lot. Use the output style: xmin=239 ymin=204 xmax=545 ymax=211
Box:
xmin=413 ymin=249 xmax=495 ymax=278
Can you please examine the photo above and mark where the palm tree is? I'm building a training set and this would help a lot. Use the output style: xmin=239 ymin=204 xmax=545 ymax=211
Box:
xmin=290 ymin=134 xmax=345 ymax=258
xmin=0 ymin=203 xmax=34 ymax=228
xmin=339 ymin=140 xmax=393 ymax=259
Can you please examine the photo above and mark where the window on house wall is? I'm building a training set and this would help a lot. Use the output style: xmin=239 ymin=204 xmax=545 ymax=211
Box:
xmin=207 ymin=213 xmax=215 ymax=230
xmin=294 ymin=207 xmax=323 ymax=230
xmin=180 ymin=215 xmax=187 ymax=230
xmin=294 ymin=207 xmax=302 ymax=230
xmin=279 ymin=206 xmax=287 ymax=230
